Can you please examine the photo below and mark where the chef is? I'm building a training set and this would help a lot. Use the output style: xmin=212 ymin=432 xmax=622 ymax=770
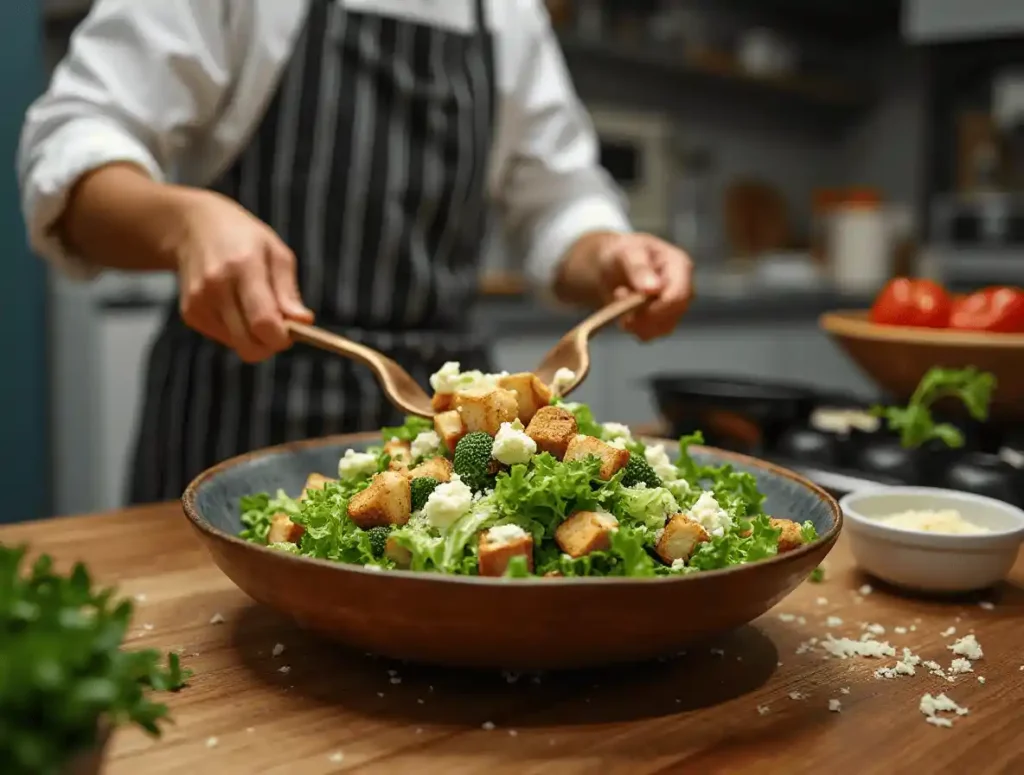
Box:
xmin=18 ymin=0 xmax=693 ymax=504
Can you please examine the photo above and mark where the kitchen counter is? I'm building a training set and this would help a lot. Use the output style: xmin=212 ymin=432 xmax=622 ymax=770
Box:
xmin=3 ymin=506 xmax=1023 ymax=774
xmin=475 ymin=281 xmax=874 ymax=337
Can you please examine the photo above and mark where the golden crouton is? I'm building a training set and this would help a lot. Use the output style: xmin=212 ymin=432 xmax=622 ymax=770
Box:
xmin=771 ymin=518 xmax=804 ymax=553
xmin=564 ymin=435 xmax=630 ymax=480
xmin=432 ymin=392 xmax=455 ymax=413
xmin=555 ymin=510 xmax=618 ymax=558
xmin=525 ymin=406 xmax=578 ymax=459
xmin=267 ymin=513 xmax=305 ymax=545
xmin=385 ymin=536 xmax=412 ymax=569
xmin=655 ymin=514 xmax=709 ymax=565
xmin=454 ymin=387 xmax=518 ymax=436
xmin=434 ymin=409 xmax=467 ymax=453
xmin=407 ymin=455 xmax=453 ymax=483
xmin=498 ymin=372 xmax=553 ymax=425
xmin=384 ymin=439 xmax=412 ymax=466
xmin=544 ymin=571 xmax=563 ymax=578
xmin=347 ymin=471 xmax=412 ymax=529
xmin=477 ymin=529 xmax=535 ymax=577
xmin=299 ymin=472 xmax=335 ymax=500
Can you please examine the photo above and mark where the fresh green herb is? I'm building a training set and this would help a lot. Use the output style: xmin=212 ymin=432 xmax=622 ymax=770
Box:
xmin=872 ymin=367 xmax=996 ymax=449
xmin=0 ymin=545 xmax=190 ymax=775
xmin=808 ymin=565 xmax=826 ymax=583
xmin=381 ymin=415 xmax=433 ymax=443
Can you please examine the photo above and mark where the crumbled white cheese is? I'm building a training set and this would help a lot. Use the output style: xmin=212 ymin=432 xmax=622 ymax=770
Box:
xmin=978 ymin=676 xmax=986 ymax=684
xmin=328 ymin=752 xmax=345 ymax=763
xmin=551 ymin=368 xmax=576 ymax=395
xmin=644 ymin=444 xmax=680 ymax=483
xmin=421 ymin=474 xmax=474 ymax=530
xmin=484 ymin=524 xmax=529 ymax=545
xmin=859 ymin=584 xmax=873 ymax=596
xmin=429 ymin=362 xmax=506 ymax=394
xmin=272 ymin=643 xmax=285 ymax=657
xmin=685 ymin=491 xmax=733 ymax=538
xmin=821 ymin=635 xmax=895 ymax=659
xmin=338 ymin=448 xmax=378 ymax=480
xmin=757 ymin=704 xmax=771 ymax=715
xmin=134 ymin=593 xmax=147 ymax=602
xmin=390 ymin=677 xmax=401 ymax=685
xmin=670 ymin=558 xmax=686 ymax=570
xmin=206 ymin=737 xmax=219 ymax=748
xmin=142 ymin=623 xmax=154 ymax=631
xmin=209 ymin=613 xmax=225 ymax=625
xmin=949 ymin=634 xmax=983 ymax=661
xmin=788 ymin=691 xmax=806 ymax=700
xmin=862 ymin=622 xmax=885 ymax=636
xmin=492 ymin=421 xmax=537 ymax=466
xmin=278 ymin=666 xmax=291 ymax=674
xmin=410 ymin=430 xmax=442 ymax=460
xmin=602 ymin=422 xmax=633 ymax=443
xmin=482 ymin=721 xmax=496 ymax=731
xmin=979 ymin=601 xmax=995 ymax=611
xmin=816 ymin=597 xmax=829 ymax=606
xmin=948 ymin=658 xmax=973 ymax=675
xmin=940 ymin=626 xmax=956 ymax=638
xmin=828 ymin=699 xmax=842 ymax=712
xmin=920 ymin=693 xmax=969 ymax=728
xmin=894 ymin=626 xmax=908 ymax=634
xmin=777 ymin=613 xmax=797 ymax=623
xmin=840 ymin=687 xmax=850 ymax=695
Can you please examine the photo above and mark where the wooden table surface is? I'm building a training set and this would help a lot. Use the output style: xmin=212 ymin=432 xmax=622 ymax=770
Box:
xmin=4 ymin=505 xmax=1024 ymax=775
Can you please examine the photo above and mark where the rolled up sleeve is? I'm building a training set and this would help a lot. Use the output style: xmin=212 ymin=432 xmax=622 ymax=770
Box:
xmin=495 ymin=1 xmax=632 ymax=296
xmin=17 ymin=0 xmax=232 ymax=278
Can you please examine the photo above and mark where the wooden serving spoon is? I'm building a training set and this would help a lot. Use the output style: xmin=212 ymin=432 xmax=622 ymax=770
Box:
xmin=286 ymin=322 xmax=435 ymax=418
xmin=533 ymin=292 xmax=650 ymax=399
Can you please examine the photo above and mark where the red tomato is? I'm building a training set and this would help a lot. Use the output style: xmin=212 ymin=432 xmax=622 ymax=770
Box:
xmin=949 ymin=286 xmax=1024 ymax=333
xmin=869 ymin=278 xmax=953 ymax=328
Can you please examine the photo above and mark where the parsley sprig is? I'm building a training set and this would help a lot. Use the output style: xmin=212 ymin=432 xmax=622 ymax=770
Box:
xmin=0 ymin=544 xmax=191 ymax=775
xmin=872 ymin=367 xmax=996 ymax=450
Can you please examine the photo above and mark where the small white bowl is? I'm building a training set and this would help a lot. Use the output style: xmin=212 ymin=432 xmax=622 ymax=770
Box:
xmin=840 ymin=487 xmax=1024 ymax=594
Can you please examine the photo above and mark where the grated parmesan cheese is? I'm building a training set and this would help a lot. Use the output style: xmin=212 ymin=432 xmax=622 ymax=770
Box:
xmin=821 ymin=635 xmax=895 ymax=659
xmin=828 ymin=699 xmax=842 ymax=712
xmin=949 ymin=634 xmax=983 ymax=661
xmin=948 ymin=658 xmax=974 ymax=675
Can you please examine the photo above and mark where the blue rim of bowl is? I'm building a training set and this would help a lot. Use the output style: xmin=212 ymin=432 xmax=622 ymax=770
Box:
xmin=181 ymin=432 xmax=843 ymax=586
xmin=840 ymin=487 xmax=1024 ymax=542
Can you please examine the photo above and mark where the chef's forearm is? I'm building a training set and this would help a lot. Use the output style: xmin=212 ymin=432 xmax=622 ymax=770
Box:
xmin=59 ymin=163 xmax=186 ymax=272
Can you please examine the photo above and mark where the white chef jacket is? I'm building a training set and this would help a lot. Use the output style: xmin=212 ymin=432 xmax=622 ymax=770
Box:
xmin=17 ymin=0 xmax=631 ymax=292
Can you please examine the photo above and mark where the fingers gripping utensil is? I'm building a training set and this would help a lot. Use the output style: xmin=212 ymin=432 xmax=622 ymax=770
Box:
xmin=286 ymin=322 xmax=435 ymax=418
xmin=533 ymin=292 xmax=650 ymax=398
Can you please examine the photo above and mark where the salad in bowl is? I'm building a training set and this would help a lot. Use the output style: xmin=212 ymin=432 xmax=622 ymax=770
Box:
xmin=237 ymin=364 xmax=819 ymax=579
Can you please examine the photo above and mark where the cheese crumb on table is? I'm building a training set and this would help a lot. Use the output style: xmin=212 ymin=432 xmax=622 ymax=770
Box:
xmin=206 ymin=737 xmax=219 ymax=749
xmin=948 ymin=634 xmax=983 ymax=661
xmin=948 ymin=658 xmax=974 ymax=675
xmin=482 ymin=721 xmax=496 ymax=731
xmin=778 ymin=613 xmax=796 ymax=623
xmin=919 ymin=693 xmax=969 ymax=728
xmin=862 ymin=623 xmax=885 ymax=635
xmin=859 ymin=584 xmax=873 ymax=596
xmin=272 ymin=643 xmax=285 ymax=657
xmin=828 ymin=699 xmax=842 ymax=712
xmin=328 ymin=752 xmax=345 ymax=763
xmin=979 ymin=601 xmax=995 ymax=610
xmin=757 ymin=705 xmax=771 ymax=715
xmin=825 ymin=616 xmax=844 ymax=628
xmin=940 ymin=626 xmax=956 ymax=638
xmin=788 ymin=691 xmax=806 ymax=701
xmin=821 ymin=635 xmax=895 ymax=659
xmin=816 ymin=597 xmax=829 ymax=606
xmin=209 ymin=613 xmax=225 ymax=625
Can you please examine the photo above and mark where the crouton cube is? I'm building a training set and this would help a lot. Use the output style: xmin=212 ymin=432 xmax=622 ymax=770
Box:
xmin=525 ymin=406 xmax=578 ymax=459
xmin=454 ymin=387 xmax=519 ymax=436
xmin=299 ymin=472 xmax=335 ymax=500
xmin=407 ymin=455 xmax=453 ymax=483
xmin=434 ymin=409 xmax=467 ymax=453
xmin=771 ymin=518 xmax=804 ymax=553
xmin=384 ymin=439 xmax=412 ymax=465
xmin=498 ymin=372 xmax=553 ymax=425
xmin=555 ymin=510 xmax=618 ymax=558
xmin=267 ymin=513 xmax=305 ymax=545
xmin=655 ymin=514 xmax=710 ymax=565
xmin=347 ymin=471 xmax=412 ymax=529
xmin=477 ymin=529 xmax=535 ymax=577
xmin=385 ymin=536 xmax=412 ymax=569
xmin=544 ymin=571 xmax=564 ymax=578
xmin=564 ymin=435 xmax=630 ymax=480
xmin=432 ymin=393 xmax=455 ymax=413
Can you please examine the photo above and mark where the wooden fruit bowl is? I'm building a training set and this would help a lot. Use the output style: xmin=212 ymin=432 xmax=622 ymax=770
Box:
xmin=820 ymin=310 xmax=1024 ymax=420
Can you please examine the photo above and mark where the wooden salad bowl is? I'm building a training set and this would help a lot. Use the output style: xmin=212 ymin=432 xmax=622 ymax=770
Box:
xmin=820 ymin=310 xmax=1024 ymax=421
xmin=182 ymin=434 xmax=841 ymax=670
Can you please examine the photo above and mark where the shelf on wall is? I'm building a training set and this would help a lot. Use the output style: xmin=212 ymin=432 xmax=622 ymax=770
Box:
xmin=558 ymin=34 xmax=875 ymax=120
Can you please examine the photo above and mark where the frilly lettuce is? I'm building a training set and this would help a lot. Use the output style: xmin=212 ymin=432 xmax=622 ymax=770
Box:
xmin=239 ymin=490 xmax=300 ymax=543
xmin=610 ymin=485 xmax=681 ymax=536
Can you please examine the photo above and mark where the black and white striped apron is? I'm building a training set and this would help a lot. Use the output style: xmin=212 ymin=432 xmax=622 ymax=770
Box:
xmin=128 ymin=0 xmax=495 ymax=503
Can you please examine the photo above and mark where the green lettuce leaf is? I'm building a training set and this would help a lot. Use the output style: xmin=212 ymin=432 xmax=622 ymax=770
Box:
xmin=239 ymin=490 xmax=301 ymax=544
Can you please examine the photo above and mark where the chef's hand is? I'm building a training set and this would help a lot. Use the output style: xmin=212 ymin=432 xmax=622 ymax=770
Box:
xmin=169 ymin=189 xmax=314 ymax=362
xmin=555 ymin=231 xmax=693 ymax=341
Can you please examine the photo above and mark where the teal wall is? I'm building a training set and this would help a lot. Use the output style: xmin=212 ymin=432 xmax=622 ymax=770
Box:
xmin=0 ymin=3 xmax=49 ymax=522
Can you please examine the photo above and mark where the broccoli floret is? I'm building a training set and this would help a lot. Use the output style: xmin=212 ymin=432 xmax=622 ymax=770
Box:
xmin=366 ymin=526 xmax=391 ymax=558
xmin=410 ymin=476 xmax=440 ymax=511
xmin=453 ymin=431 xmax=495 ymax=492
xmin=621 ymin=453 xmax=662 ymax=489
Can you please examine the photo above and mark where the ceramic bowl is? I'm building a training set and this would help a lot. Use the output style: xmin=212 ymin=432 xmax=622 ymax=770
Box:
xmin=182 ymin=434 xmax=841 ymax=670
xmin=819 ymin=309 xmax=1024 ymax=421
xmin=840 ymin=487 xmax=1024 ymax=594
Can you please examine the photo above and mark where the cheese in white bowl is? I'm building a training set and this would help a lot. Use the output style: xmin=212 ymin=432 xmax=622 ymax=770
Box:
xmin=878 ymin=509 xmax=990 ymax=535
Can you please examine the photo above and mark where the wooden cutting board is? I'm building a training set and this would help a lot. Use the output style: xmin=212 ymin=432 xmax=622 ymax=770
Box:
xmin=2 ymin=505 xmax=1023 ymax=774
